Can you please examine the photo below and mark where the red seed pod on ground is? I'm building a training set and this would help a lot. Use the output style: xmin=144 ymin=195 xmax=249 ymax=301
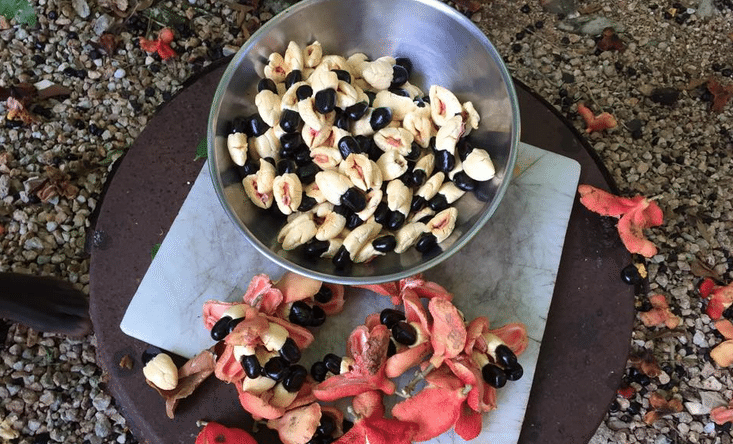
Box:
xmin=195 ymin=422 xmax=257 ymax=444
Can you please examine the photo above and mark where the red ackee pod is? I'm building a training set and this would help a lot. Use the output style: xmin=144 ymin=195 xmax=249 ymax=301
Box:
xmin=317 ymin=282 xmax=346 ymax=315
xmin=266 ymin=402 xmax=321 ymax=444
xmin=214 ymin=314 xmax=269 ymax=384
xmin=383 ymin=290 xmax=432 ymax=378
xmin=195 ymin=422 xmax=257 ymax=444
xmin=203 ymin=300 xmax=258 ymax=330
xmin=454 ymin=403 xmax=483 ymax=441
xmin=242 ymin=274 xmax=283 ymax=315
xmin=427 ymin=297 xmax=467 ymax=368
xmin=705 ymin=284 xmax=733 ymax=320
xmin=399 ymin=274 xmax=453 ymax=302
xmin=334 ymin=391 xmax=418 ymax=444
xmin=354 ymin=281 xmax=400 ymax=303
xmin=391 ymin=365 xmax=469 ymax=442
xmin=445 ymin=354 xmax=497 ymax=414
xmin=274 ymin=272 xmax=346 ymax=316
xmin=313 ymin=324 xmax=395 ymax=401
xmin=466 ymin=317 xmax=528 ymax=357
xmin=235 ymin=377 xmax=316 ymax=421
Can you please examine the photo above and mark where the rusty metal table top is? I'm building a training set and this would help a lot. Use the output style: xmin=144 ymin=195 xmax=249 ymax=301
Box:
xmin=89 ymin=62 xmax=634 ymax=444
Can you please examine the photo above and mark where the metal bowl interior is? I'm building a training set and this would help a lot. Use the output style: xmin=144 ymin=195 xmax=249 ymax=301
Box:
xmin=208 ymin=0 xmax=520 ymax=285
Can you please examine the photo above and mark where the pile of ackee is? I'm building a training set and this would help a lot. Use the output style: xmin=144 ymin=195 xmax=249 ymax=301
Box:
xmin=180 ymin=272 xmax=528 ymax=444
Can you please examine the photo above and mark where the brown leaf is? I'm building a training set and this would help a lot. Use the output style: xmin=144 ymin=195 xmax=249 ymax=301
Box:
xmin=708 ymin=78 xmax=733 ymax=113
xmin=628 ymin=350 xmax=661 ymax=377
xmin=6 ymin=97 xmax=36 ymax=124
xmin=99 ymin=0 xmax=129 ymax=15
xmin=597 ymin=27 xmax=625 ymax=52
xmin=690 ymin=256 xmax=724 ymax=282
xmin=99 ymin=34 xmax=118 ymax=55
xmin=119 ymin=354 xmax=134 ymax=369
xmin=36 ymin=84 xmax=72 ymax=100
xmin=145 ymin=349 xmax=216 ymax=419
xmin=452 ymin=0 xmax=482 ymax=12
xmin=35 ymin=166 xmax=79 ymax=202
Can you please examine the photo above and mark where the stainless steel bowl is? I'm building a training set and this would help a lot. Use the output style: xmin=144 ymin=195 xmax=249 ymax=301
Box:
xmin=208 ymin=0 xmax=520 ymax=285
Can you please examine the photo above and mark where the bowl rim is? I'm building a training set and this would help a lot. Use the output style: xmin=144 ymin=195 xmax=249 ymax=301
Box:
xmin=207 ymin=0 xmax=521 ymax=285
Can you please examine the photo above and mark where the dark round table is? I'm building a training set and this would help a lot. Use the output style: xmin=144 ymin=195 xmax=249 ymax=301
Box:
xmin=89 ymin=62 xmax=634 ymax=444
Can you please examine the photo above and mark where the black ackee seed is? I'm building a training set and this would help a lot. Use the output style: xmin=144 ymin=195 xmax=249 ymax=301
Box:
xmin=386 ymin=211 xmax=406 ymax=230
xmin=342 ymin=420 xmax=354 ymax=434
xmin=609 ymin=400 xmax=620 ymax=412
xmin=303 ymin=239 xmax=330 ymax=258
xmin=495 ymin=344 xmax=518 ymax=368
xmin=289 ymin=301 xmax=314 ymax=326
xmin=345 ymin=101 xmax=369 ymax=121
xmin=334 ymin=109 xmax=349 ymax=130
xmin=141 ymin=347 xmax=163 ymax=365
xmin=453 ymin=171 xmax=477 ymax=192
xmin=474 ymin=180 xmax=493 ymax=202
xmin=370 ymin=107 xmax=393 ymax=131
xmin=231 ymin=116 xmax=251 ymax=135
xmin=338 ymin=135 xmax=360 ymax=159
xmin=297 ymin=162 xmax=320 ymax=184
xmin=434 ymin=150 xmax=455 ymax=173
xmin=263 ymin=157 xmax=277 ymax=167
xmin=240 ymin=354 xmax=261 ymax=379
xmin=391 ymin=64 xmax=409 ymax=87
xmin=257 ymin=78 xmax=277 ymax=93
xmin=263 ymin=356 xmax=289 ymax=381
xmin=372 ymin=235 xmax=397 ymax=253
xmin=296 ymin=84 xmax=313 ymax=101
xmin=415 ymin=233 xmax=438 ymax=253
xmin=280 ymin=109 xmax=302 ymax=133
xmin=4 ymin=119 xmax=22 ymax=129
xmin=341 ymin=188 xmax=367 ymax=212
xmin=311 ymin=361 xmax=328 ymax=382
xmin=47 ymin=10 xmax=58 ymax=19
xmin=227 ymin=318 xmax=244 ymax=334
xmin=410 ymin=195 xmax=427 ymax=213
xmin=365 ymin=91 xmax=377 ymax=106
xmin=285 ymin=70 xmax=303 ymax=89
xmin=332 ymin=245 xmax=352 ymax=269
xmin=505 ymin=363 xmax=523 ymax=381
xmin=410 ymin=170 xmax=427 ymax=187
xmin=389 ymin=87 xmax=410 ymax=97
xmin=280 ymin=337 xmax=301 ymax=363
xmin=392 ymin=321 xmax=417 ymax=345
xmin=314 ymin=285 xmax=333 ymax=304
xmin=482 ymin=364 xmax=507 ymax=388
xmin=332 ymin=69 xmax=351 ymax=83
xmin=309 ymin=305 xmax=326 ymax=327
xmin=373 ymin=202 xmax=390 ymax=225
xmin=249 ymin=113 xmax=270 ymax=137
xmin=333 ymin=204 xmax=351 ymax=217
xmin=323 ymin=353 xmax=342 ymax=375
xmin=238 ymin=161 xmax=258 ymax=179
xmin=280 ymin=132 xmax=303 ymax=154
xmin=387 ymin=339 xmax=397 ymax=357
xmin=428 ymin=194 xmax=449 ymax=212
xmin=211 ymin=316 xmax=233 ymax=341
xmin=406 ymin=143 xmax=421 ymax=161
xmin=620 ymin=264 xmax=643 ymax=285
xmin=380 ymin=308 xmax=406 ymax=329
xmin=315 ymin=88 xmax=337 ymax=113
xmin=282 ymin=365 xmax=308 ymax=392
xmin=317 ymin=412 xmax=337 ymax=436
xmin=297 ymin=195 xmax=318 ymax=213
xmin=295 ymin=145 xmax=313 ymax=166
xmin=346 ymin=213 xmax=363 ymax=229
xmin=395 ymin=57 xmax=413 ymax=77
xmin=277 ymin=159 xmax=297 ymax=175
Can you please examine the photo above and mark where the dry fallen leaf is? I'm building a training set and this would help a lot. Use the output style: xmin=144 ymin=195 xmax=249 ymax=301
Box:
xmin=707 ymin=78 xmax=733 ymax=113
xmin=597 ymin=27 xmax=625 ymax=52
xmin=6 ymin=96 xmax=36 ymax=124
xmin=145 ymin=349 xmax=216 ymax=419
xmin=99 ymin=33 xmax=117 ymax=55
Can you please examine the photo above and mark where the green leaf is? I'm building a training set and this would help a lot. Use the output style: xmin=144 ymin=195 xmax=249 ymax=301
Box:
xmin=151 ymin=243 xmax=161 ymax=259
xmin=141 ymin=5 xmax=187 ymax=28
xmin=194 ymin=137 xmax=207 ymax=160
xmin=100 ymin=149 xmax=125 ymax=166
xmin=0 ymin=0 xmax=37 ymax=26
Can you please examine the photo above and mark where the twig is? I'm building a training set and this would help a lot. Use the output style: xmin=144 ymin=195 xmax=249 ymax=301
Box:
xmin=398 ymin=362 xmax=435 ymax=397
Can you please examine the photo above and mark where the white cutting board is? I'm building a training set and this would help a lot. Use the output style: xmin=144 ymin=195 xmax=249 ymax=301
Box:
xmin=121 ymin=142 xmax=580 ymax=444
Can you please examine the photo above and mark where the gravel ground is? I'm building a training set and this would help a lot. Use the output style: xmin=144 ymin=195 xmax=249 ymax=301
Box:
xmin=1 ymin=0 xmax=733 ymax=443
